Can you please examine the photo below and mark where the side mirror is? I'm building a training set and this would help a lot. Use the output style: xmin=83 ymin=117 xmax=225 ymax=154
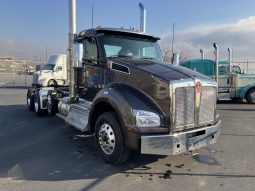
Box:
xmin=53 ymin=66 xmax=58 ymax=72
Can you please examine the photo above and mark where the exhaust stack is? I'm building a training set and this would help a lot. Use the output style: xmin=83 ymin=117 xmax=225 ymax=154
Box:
xmin=228 ymin=48 xmax=232 ymax=63
xmin=68 ymin=0 xmax=76 ymax=102
xmin=139 ymin=3 xmax=146 ymax=33
xmin=213 ymin=43 xmax=219 ymax=84
xmin=200 ymin=49 xmax=204 ymax=60
xmin=173 ymin=53 xmax=180 ymax=65
xmin=228 ymin=48 xmax=232 ymax=73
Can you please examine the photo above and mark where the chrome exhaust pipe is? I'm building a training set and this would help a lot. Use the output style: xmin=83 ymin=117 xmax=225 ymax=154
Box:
xmin=213 ymin=43 xmax=219 ymax=84
xmin=173 ymin=53 xmax=179 ymax=65
xmin=228 ymin=48 xmax=232 ymax=73
xmin=139 ymin=3 xmax=146 ymax=33
xmin=228 ymin=48 xmax=232 ymax=63
xmin=200 ymin=49 xmax=204 ymax=60
xmin=68 ymin=0 xmax=77 ymax=102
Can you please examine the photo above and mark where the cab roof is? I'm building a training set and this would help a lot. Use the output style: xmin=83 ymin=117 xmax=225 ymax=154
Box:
xmin=76 ymin=27 xmax=160 ymax=42
xmin=181 ymin=59 xmax=230 ymax=65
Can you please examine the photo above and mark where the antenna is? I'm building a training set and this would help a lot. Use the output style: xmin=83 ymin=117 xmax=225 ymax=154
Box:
xmin=92 ymin=2 xmax=94 ymax=29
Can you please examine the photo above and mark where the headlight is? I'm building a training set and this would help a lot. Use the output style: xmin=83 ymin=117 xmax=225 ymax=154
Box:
xmin=133 ymin=109 xmax=160 ymax=127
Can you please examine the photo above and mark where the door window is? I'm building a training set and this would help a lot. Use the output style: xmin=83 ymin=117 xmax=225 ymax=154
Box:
xmin=57 ymin=66 xmax=62 ymax=71
xmin=83 ymin=37 xmax=98 ymax=65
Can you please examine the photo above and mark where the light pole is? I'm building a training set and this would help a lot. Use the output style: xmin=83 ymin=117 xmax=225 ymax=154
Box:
xmin=45 ymin=45 xmax=48 ymax=62
xmin=11 ymin=62 xmax=15 ymax=86
xmin=0 ymin=48 xmax=3 ymax=87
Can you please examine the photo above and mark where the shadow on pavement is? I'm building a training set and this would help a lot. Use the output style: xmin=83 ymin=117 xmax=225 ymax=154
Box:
xmin=0 ymin=104 xmax=161 ymax=182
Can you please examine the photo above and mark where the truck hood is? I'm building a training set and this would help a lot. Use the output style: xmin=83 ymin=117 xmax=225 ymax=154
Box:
xmin=111 ymin=58 xmax=211 ymax=81
xmin=33 ymin=71 xmax=40 ymax=76
xmin=33 ymin=70 xmax=52 ymax=75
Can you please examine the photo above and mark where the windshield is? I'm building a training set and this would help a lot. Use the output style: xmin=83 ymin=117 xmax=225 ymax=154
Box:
xmin=99 ymin=33 xmax=163 ymax=62
xmin=232 ymin=65 xmax=241 ymax=74
xmin=41 ymin=64 xmax=55 ymax=71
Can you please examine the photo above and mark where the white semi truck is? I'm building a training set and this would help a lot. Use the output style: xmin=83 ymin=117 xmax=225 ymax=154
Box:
xmin=32 ymin=54 xmax=67 ymax=86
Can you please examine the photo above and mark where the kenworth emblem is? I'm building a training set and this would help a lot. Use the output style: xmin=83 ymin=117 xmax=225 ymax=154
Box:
xmin=196 ymin=81 xmax=202 ymax=94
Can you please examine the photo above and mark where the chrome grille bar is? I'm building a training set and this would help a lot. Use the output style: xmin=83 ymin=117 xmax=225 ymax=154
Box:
xmin=171 ymin=78 xmax=217 ymax=132
xmin=199 ymin=87 xmax=216 ymax=124
xmin=175 ymin=87 xmax=194 ymax=127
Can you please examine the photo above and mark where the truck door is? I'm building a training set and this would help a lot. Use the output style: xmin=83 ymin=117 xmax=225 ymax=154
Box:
xmin=82 ymin=37 xmax=105 ymax=101
xmin=53 ymin=65 xmax=64 ymax=80
xmin=218 ymin=65 xmax=231 ymax=93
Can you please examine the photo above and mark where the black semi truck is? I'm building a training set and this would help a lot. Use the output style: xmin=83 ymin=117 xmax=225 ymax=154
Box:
xmin=26 ymin=1 xmax=221 ymax=164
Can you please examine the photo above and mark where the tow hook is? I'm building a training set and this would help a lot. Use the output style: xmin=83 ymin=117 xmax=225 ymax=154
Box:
xmin=191 ymin=149 xmax=199 ymax=156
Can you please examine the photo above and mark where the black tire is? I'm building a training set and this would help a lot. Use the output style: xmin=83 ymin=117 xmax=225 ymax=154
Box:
xmin=34 ymin=91 xmax=44 ymax=116
xmin=47 ymin=79 xmax=57 ymax=87
xmin=26 ymin=89 xmax=34 ymax=111
xmin=46 ymin=90 xmax=58 ymax=116
xmin=95 ymin=112 xmax=131 ymax=165
xmin=246 ymin=88 xmax=255 ymax=104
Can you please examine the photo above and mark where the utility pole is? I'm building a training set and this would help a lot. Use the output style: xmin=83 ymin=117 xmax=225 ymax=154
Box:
xmin=171 ymin=22 xmax=175 ymax=63
xmin=92 ymin=2 xmax=94 ymax=29
xmin=0 ymin=47 xmax=3 ymax=58
xmin=232 ymin=42 xmax=234 ymax=63
xmin=45 ymin=45 xmax=48 ymax=62
xmin=0 ymin=48 xmax=2 ymax=87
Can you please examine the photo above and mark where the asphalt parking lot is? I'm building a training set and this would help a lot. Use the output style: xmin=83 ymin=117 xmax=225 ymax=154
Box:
xmin=0 ymin=88 xmax=255 ymax=191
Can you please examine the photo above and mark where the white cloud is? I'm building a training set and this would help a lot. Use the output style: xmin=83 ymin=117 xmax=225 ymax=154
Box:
xmin=159 ymin=16 xmax=255 ymax=62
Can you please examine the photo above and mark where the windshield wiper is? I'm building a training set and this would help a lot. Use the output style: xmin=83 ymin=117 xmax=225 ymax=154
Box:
xmin=108 ymin=55 xmax=134 ymax=59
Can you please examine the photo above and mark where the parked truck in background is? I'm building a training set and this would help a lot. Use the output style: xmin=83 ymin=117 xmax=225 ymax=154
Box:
xmin=180 ymin=58 xmax=255 ymax=103
xmin=26 ymin=0 xmax=221 ymax=164
xmin=32 ymin=54 xmax=67 ymax=86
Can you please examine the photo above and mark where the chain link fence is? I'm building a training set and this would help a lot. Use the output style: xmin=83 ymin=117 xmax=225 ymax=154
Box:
xmin=0 ymin=58 xmax=39 ymax=87
xmin=0 ymin=72 xmax=33 ymax=87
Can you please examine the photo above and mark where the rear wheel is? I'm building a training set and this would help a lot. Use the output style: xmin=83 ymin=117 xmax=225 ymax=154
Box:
xmin=46 ymin=90 xmax=58 ymax=116
xmin=246 ymin=89 xmax=255 ymax=104
xmin=34 ymin=91 xmax=44 ymax=116
xmin=26 ymin=89 xmax=34 ymax=111
xmin=95 ymin=112 xmax=131 ymax=165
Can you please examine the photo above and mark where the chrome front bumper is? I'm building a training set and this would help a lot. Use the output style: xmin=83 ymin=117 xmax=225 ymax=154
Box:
xmin=141 ymin=120 xmax=221 ymax=155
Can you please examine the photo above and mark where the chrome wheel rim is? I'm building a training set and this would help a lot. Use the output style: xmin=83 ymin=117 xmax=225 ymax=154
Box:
xmin=250 ymin=92 xmax=255 ymax=102
xmin=34 ymin=100 xmax=39 ymax=112
xmin=47 ymin=95 xmax=52 ymax=114
xmin=27 ymin=97 xmax=31 ymax=107
xmin=98 ymin=123 xmax=115 ymax=155
xmin=48 ymin=80 xmax=56 ymax=86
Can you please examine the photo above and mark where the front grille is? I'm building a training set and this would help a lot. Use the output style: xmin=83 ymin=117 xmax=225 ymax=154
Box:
xmin=174 ymin=84 xmax=216 ymax=131
xmin=33 ymin=74 xmax=38 ymax=84
xmin=175 ymin=87 xmax=195 ymax=127
xmin=199 ymin=87 xmax=215 ymax=123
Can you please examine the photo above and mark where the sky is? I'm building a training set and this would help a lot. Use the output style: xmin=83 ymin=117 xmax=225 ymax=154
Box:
xmin=1 ymin=0 xmax=255 ymax=62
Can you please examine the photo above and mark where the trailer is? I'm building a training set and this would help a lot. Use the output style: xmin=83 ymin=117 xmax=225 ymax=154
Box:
xmin=26 ymin=0 xmax=221 ymax=164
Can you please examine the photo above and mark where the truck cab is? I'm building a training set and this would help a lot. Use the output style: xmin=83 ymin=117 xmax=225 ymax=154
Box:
xmin=27 ymin=28 xmax=221 ymax=164
xmin=32 ymin=54 xmax=67 ymax=86
xmin=180 ymin=59 xmax=255 ymax=103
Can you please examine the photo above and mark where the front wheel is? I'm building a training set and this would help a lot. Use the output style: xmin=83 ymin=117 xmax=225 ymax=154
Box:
xmin=246 ymin=89 xmax=255 ymax=104
xmin=47 ymin=79 xmax=57 ymax=87
xmin=95 ymin=112 xmax=131 ymax=165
